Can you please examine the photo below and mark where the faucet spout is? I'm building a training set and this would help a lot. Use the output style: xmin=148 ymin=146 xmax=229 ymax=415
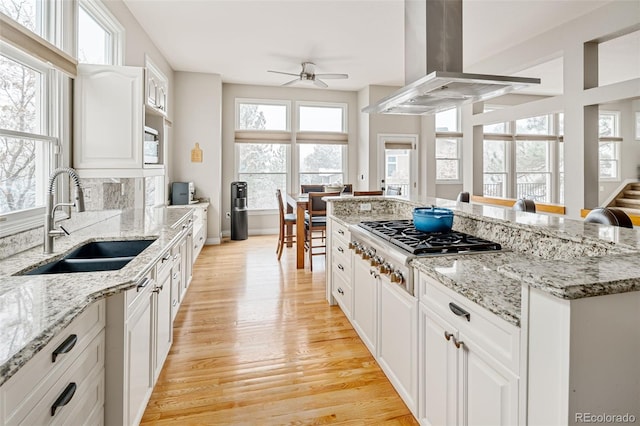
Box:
xmin=44 ymin=167 xmax=85 ymax=254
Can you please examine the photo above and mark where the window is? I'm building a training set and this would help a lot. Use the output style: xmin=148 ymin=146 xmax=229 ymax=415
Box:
xmin=599 ymin=111 xmax=621 ymax=181
xmin=296 ymin=102 xmax=347 ymax=187
xmin=483 ymin=139 xmax=508 ymax=198
xmin=234 ymin=100 xmax=291 ymax=210
xmin=237 ymin=143 xmax=288 ymax=210
xmin=483 ymin=106 xmax=510 ymax=134
xmin=77 ymin=0 xmax=124 ymax=65
xmin=435 ymin=107 xmax=462 ymax=182
xmin=515 ymin=140 xmax=552 ymax=202
xmin=0 ymin=0 xmax=44 ymax=38
xmin=516 ymin=114 xmax=553 ymax=135
xmin=0 ymin=45 xmax=60 ymax=233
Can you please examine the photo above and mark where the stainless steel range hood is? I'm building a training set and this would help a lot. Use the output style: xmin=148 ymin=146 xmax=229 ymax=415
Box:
xmin=363 ymin=0 xmax=540 ymax=115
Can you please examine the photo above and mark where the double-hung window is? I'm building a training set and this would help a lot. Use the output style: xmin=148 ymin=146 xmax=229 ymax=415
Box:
xmin=235 ymin=100 xmax=291 ymax=210
xmin=435 ymin=107 xmax=462 ymax=182
xmin=598 ymin=111 xmax=621 ymax=181
xmin=296 ymin=102 xmax=347 ymax=187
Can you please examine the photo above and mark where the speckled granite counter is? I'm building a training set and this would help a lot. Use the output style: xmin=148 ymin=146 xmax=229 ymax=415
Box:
xmin=327 ymin=195 xmax=640 ymax=327
xmin=0 ymin=207 xmax=192 ymax=386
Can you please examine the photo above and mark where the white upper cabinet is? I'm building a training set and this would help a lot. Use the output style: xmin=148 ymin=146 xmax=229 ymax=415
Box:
xmin=74 ymin=64 xmax=145 ymax=170
xmin=145 ymin=56 xmax=168 ymax=116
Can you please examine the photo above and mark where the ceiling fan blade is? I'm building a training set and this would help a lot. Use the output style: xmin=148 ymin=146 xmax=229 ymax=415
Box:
xmin=315 ymin=73 xmax=349 ymax=79
xmin=282 ymin=78 xmax=300 ymax=86
xmin=313 ymin=79 xmax=328 ymax=88
xmin=268 ymin=70 xmax=300 ymax=77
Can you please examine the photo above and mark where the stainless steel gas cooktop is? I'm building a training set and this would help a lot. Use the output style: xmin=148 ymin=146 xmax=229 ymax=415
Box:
xmin=358 ymin=219 xmax=501 ymax=256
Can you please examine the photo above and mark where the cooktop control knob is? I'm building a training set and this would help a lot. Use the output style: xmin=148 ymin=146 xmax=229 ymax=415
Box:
xmin=362 ymin=248 xmax=371 ymax=259
xmin=354 ymin=244 xmax=363 ymax=255
xmin=370 ymin=255 xmax=383 ymax=266
xmin=349 ymin=241 xmax=355 ymax=250
xmin=380 ymin=262 xmax=393 ymax=274
xmin=391 ymin=270 xmax=405 ymax=285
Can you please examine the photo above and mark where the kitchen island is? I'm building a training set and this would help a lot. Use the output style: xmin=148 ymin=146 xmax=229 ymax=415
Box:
xmin=325 ymin=195 xmax=640 ymax=426
xmin=0 ymin=206 xmax=193 ymax=424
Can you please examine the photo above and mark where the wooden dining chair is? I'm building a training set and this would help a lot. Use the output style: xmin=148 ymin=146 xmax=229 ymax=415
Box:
xmin=457 ymin=191 xmax=470 ymax=202
xmin=276 ymin=189 xmax=296 ymax=260
xmin=304 ymin=191 xmax=339 ymax=270
xmin=353 ymin=190 xmax=384 ymax=196
xmin=512 ymin=198 xmax=536 ymax=213
xmin=387 ymin=185 xmax=402 ymax=195
xmin=342 ymin=183 xmax=353 ymax=193
xmin=301 ymin=184 xmax=325 ymax=193
xmin=584 ymin=207 xmax=633 ymax=228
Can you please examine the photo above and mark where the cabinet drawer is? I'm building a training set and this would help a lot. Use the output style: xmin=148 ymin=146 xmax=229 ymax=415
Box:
xmin=332 ymin=245 xmax=351 ymax=276
xmin=13 ymin=330 xmax=105 ymax=426
xmin=419 ymin=272 xmax=520 ymax=374
xmin=193 ymin=227 xmax=205 ymax=258
xmin=125 ymin=270 xmax=154 ymax=310
xmin=156 ymin=249 xmax=173 ymax=282
xmin=2 ymin=301 xmax=104 ymax=425
xmin=332 ymin=270 xmax=352 ymax=318
xmin=332 ymin=221 xmax=350 ymax=241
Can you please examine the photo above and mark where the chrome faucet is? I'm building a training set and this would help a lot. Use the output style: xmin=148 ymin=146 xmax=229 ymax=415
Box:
xmin=44 ymin=167 xmax=85 ymax=254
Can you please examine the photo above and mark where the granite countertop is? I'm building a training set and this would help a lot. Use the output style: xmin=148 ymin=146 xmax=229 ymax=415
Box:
xmin=327 ymin=195 xmax=640 ymax=327
xmin=0 ymin=207 xmax=192 ymax=386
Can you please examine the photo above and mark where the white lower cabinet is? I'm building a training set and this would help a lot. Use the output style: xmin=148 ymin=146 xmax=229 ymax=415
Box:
xmin=105 ymin=247 xmax=175 ymax=426
xmin=351 ymin=254 xmax=378 ymax=355
xmin=378 ymin=278 xmax=418 ymax=416
xmin=0 ymin=301 xmax=105 ymax=426
xmin=418 ymin=272 xmax=520 ymax=426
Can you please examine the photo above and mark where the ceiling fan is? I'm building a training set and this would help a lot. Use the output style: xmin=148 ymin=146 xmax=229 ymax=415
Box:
xmin=268 ymin=62 xmax=348 ymax=88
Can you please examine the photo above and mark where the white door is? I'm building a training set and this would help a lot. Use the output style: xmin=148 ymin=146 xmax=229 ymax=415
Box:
xmin=127 ymin=291 xmax=153 ymax=425
xmin=460 ymin=333 xmax=519 ymax=426
xmin=378 ymin=134 xmax=418 ymax=198
xmin=352 ymin=255 xmax=378 ymax=356
xmin=421 ymin=305 xmax=459 ymax=426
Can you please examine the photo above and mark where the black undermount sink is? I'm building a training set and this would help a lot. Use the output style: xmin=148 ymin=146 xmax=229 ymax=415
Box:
xmin=20 ymin=239 xmax=156 ymax=275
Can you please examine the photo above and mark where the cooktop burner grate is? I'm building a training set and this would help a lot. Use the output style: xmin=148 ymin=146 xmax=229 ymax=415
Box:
xmin=358 ymin=220 xmax=501 ymax=255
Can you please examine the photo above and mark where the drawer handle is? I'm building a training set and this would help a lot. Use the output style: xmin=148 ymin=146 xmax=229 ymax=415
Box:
xmin=52 ymin=334 xmax=77 ymax=362
xmin=337 ymin=264 xmax=344 ymax=271
xmin=337 ymin=287 xmax=344 ymax=295
xmin=337 ymin=246 xmax=344 ymax=253
xmin=172 ymin=299 xmax=178 ymax=307
xmin=162 ymin=253 xmax=171 ymax=262
xmin=153 ymin=284 xmax=164 ymax=293
xmin=51 ymin=382 xmax=76 ymax=416
xmin=449 ymin=302 xmax=471 ymax=321
xmin=453 ymin=338 xmax=464 ymax=349
xmin=136 ymin=277 xmax=150 ymax=292
xmin=338 ymin=229 xmax=344 ymax=235
xmin=444 ymin=331 xmax=453 ymax=341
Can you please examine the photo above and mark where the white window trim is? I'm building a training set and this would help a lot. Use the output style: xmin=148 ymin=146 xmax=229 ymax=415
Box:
xmin=296 ymin=144 xmax=348 ymax=190
xmin=78 ymin=0 xmax=125 ymax=65
xmin=435 ymin=134 xmax=463 ymax=184
xmin=598 ymin=140 xmax=622 ymax=182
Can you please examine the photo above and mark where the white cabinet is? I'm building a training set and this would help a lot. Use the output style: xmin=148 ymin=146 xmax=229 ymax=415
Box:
xmin=74 ymin=64 xmax=168 ymax=175
xmin=105 ymin=247 xmax=176 ymax=426
xmin=351 ymin=252 xmax=378 ymax=356
xmin=330 ymin=220 xmax=352 ymax=317
xmin=192 ymin=205 xmax=207 ymax=261
xmin=418 ymin=272 xmax=520 ymax=426
xmin=145 ymin=57 xmax=168 ymax=115
xmin=378 ymin=278 xmax=418 ymax=416
xmin=0 ymin=301 xmax=105 ymax=426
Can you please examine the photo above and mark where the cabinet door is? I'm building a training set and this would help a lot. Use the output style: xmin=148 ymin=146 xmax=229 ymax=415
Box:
xmin=127 ymin=291 xmax=153 ymax=425
xmin=459 ymin=334 xmax=519 ymax=426
xmin=421 ymin=305 xmax=459 ymax=426
xmin=378 ymin=279 xmax=418 ymax=415
xmin=352 ymin=255 xmax=377 ymax=355
xmin=154 ymin=271 xmax=173 ymax=381
xmin=74 ymin=65 xmax=144 ymax=169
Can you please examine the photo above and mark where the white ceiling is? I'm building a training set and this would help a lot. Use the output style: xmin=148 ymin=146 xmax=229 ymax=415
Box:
xmin=122 ymin=0 xmax=628 ymax=95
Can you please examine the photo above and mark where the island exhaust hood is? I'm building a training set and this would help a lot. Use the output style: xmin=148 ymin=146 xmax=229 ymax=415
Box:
xmin=362 ymin=0 xmax=540 ymax=115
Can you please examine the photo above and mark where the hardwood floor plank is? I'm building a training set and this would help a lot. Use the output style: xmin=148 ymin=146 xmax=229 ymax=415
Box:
xmin=141 ymin=236 xmax=418 ymax=425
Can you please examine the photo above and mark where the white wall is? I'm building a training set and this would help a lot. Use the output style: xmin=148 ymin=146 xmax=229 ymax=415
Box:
xmin=220 ymin=84 xmax=358 ymax=236
xmin=173 ymin=72 xmax=223 ymax=243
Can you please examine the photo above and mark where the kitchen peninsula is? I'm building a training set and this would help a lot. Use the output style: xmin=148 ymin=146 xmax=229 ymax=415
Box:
xmin=326 ymin=195 xmax=640 ymax=426
xmin=0 ymin=206 xmax=196 ymax=425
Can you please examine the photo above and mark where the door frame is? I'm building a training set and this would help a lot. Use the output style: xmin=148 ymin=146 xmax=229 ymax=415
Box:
xmin=377 ymin=133 xmax=419 ymax=197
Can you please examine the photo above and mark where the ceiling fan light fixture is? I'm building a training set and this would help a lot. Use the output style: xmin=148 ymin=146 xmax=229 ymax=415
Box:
xmin=268 ymin=61 xmax=348 ymax=88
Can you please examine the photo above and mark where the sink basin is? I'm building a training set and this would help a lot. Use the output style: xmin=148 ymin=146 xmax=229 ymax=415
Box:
xmin=18 ymin=239 xmax=156 ymax=275
xmin=65 ymin=239 xmax=155 ymax=259
xmin=23 ymin=257 xmax=135 ymax=275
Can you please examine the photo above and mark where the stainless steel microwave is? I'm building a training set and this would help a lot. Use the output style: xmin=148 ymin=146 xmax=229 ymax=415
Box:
xmin=144 ymin=126 xmax=160 ymax=164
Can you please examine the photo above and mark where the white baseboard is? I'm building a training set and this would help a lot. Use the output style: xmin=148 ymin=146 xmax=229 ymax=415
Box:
xmin=220 ymin=228 xmax=278 ymax=238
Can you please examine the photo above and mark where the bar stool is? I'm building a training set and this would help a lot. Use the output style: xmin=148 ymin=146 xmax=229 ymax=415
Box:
xmin=276 ymin=189 xmax=296 ymax=260
xmin=387 ymin=185 xmax=402 ymax=195
xmin=513 ymin=198 xmax=536 ymax=213
xmin=584 ymin=207 xmax=633 ymax=228
xmin=304 ymin=191 xmax=339 ymax=270
xmin=301 ymin=184 xmax=325 ymax=193
xmin=457 ymin=192 xmax=470 ymax=202
xmin=354 ymin=190 xmax=384 ymax=196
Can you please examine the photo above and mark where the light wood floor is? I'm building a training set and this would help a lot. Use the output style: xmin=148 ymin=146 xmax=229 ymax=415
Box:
xmin=141 ymin=235 xmax=418 ymax=425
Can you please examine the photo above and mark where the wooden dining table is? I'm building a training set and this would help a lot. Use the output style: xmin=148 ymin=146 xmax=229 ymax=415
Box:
xmin=286 ymin=193 xmax=309 ymax=269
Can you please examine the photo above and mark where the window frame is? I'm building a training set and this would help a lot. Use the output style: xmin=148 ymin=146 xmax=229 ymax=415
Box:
xmin=296 ymin=101 xmax=347 ymax=133
xmin=235 ymin=98 xmax=291 ymax=132
xmin=435 ymin=107 xmax=462 ymax=184
xmin=0 ymin=43 xmax=63 ymax=236
xmin=77 ymin=0 xmax=124 ymax=65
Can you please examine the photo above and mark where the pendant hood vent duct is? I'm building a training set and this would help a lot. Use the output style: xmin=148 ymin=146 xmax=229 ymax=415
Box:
xmin=363 ymin=0 xmax=540 ymax=115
